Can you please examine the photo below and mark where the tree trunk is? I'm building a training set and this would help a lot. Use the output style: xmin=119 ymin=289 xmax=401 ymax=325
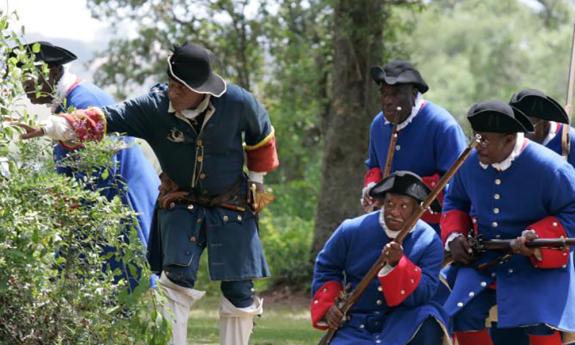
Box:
xmin=311 ymin=0 xmax=385 ymax=258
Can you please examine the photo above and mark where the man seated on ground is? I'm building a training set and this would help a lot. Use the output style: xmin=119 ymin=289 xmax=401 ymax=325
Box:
xmin=312 ymin=170 xmax=449 ymax=345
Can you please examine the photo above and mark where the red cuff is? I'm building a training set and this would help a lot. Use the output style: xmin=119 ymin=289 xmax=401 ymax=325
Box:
xmin=378 ymin=256 xmax=421 ymax=306
xmin=421 ymin=173 xmax=443 ymax=224
xmin=528 ymin=216 xmax=570 ymax=269
xmin=310 ymin=281 xmax=343 ymax=330
xmin=441 ymin=209 xmax=471 ymax=243
xmin=61 ymin=107 xmax=107 ymax=144
xmin=246 ymin=136 xmax=279 ymax=172
xmin=364 ymin=167 xmax=383 ymax=186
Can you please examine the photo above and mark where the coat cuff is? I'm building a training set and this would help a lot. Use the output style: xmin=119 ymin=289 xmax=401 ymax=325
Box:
xmin=364 ymin=167 xmax=382 ymax=186
xmin=527 ymin=216 xmax=570 ymax=269
xmin=377 ymin=255 xmax=421 ymax=306
xmin=59 ymin=107 xmax=107 ymax=149
xmin=421 ymin=173 xmax=442 ymax=224
xmin=310 ymin=281 xmax=343 ymax=330
xmin=245 ymin=129 xmax=279 ymax=172
xmin=441 ymin=209 xmax=471 ymax=244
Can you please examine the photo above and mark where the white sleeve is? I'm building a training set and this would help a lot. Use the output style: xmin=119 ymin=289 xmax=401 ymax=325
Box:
xmin=445 ymin=232 xmax=463 ymax=251
xmin=248 ymin=171 xmax=265 ymax=183
xmin=42 ymin=115 xmax=77 ymax=141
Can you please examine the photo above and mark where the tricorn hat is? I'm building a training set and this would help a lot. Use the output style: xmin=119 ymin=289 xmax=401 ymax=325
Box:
xmin=13 ymin=41 xmax=77 ymax=66
xmin=369 ymin=170 xmax=441 ymax=213
xmin=167 ymin=42 xmax=227 ymax=97
xmin=467 ymin=100 xmax=534 ymax=133
xmin=370 ymin=60 xmax=429 ymax=94
xmin=509 ymin=89 xmax=569 ymax=124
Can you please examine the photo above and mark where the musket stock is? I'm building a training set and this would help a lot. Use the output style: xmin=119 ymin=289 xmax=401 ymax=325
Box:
xmin=317 ymin=135 xmax=480 ymax=345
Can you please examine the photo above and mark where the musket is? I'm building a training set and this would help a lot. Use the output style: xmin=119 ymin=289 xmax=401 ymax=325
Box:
xmin=561 ymin=21 xmax=575 ymax=158
xmin=382 ymin=106 xmax=401 ymax=178
xmin=474 ymin=237 xmax=575 ymax=252
xmin=317 ymin=135 xmax=481 ymax=345
xmin=366 ymin=106 xmax=401 ymax=212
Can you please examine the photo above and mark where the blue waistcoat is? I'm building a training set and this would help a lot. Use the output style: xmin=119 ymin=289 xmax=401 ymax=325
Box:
xmin=365 ymin=101 xmax=467 ymax=177
xmin=100 ymin=83 xmax=273 ymax=281
xmin=442 ymin=141 xmax=575 ymax=331
xmin=312 ymin=212 xmax=449 ymax=344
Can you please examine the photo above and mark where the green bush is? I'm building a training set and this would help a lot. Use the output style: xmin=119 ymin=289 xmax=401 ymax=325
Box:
xmin=0 ymin=11 xmax=169 ymax=345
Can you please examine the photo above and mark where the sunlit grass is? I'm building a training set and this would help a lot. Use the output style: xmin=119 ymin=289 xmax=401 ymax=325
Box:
xmin=187 ymin=294 xmax=323 ymax=344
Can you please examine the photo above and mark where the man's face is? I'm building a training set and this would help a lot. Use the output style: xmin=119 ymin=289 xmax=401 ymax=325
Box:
xmin=22 ymin=66 xmax=59 ymax=104
xmin=525 ymin=116 xmax=550 ymax=144
xmin=474 ymin=131 xmax=517 ymax=165
xmin=168 ymin=78 xmax=205 ymax=112
xmin=382 ymin=193 xmax=417 ymax=231
xmin=379 ymin=83 xmax=417 ymax=124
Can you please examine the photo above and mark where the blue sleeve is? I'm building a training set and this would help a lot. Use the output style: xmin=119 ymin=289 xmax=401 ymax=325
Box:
xmin=547 ymin=165 xmax=575 ymax=237
xmin=312 ymin=222 xmax=348 ymax=295
xmin=442 ymin=167 xmax=471 ymax=214
xmin=101 ymin=90 xmax=164 ymax=140
xmin=241 ymin=88 xmax=273 ymax=146
xmin=365 ymin=118 xmax=380 ymax=169
xmin=435 ymin=121 xmax=468 ymax=175
xmin=401 ymin=236 xmax=443 ymax=307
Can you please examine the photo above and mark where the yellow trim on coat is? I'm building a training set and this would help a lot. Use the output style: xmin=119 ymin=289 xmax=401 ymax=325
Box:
xmin=244 ymin=127 xmax=275 ymax=151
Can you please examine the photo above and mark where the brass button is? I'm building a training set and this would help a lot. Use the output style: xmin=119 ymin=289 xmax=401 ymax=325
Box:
xmin=199 ymin=173 xmax=206 ymax=179
xmin=197 ymin=156 xmax=203 ymax=162
xmin=494 ymin=194 xmax=500 ymax=200
xmin=223 ymin=215 xmax=229 ymax=222
xmin=495 ymin=179 xmax=501 ymax=185
xmin=237 ymin=215 xmax=242 ymax=221
xmin=187 ymin=204 xmax=194 ymax=210
xmin=190 ymin=236 xmax=196 ymax=242
xmin=197 ymin=139 xmax=203 ymax=146
xmin=493 ymin=208 xmax=499 ymax=214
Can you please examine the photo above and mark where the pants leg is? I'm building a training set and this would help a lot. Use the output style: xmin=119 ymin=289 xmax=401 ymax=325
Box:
xmin=219 ymin=280 xmax=262 ymax=345
xmin=490 ymin=322 xmax=529 ymax=345
xmin=408 ymin=317 xmax=444 ymax=345
xmin=158 ymin=271 xmax=205 ymax=345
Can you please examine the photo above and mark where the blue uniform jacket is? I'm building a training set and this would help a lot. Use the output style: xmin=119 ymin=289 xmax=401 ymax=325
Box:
xmin=312 ymin=212 xmax=449 ymax=344
xmin=99 ymin=83 xmax=273 ymax=281
xmin=365 ymin=101 xmax=467 ymax=179
xmin=442 ymin=141 xmax=575 ymax=331
xmin=544 ymin=123 xmax=575 ymax=167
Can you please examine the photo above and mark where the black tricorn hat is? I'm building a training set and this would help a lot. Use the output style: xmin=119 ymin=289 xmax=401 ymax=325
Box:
xmin=369 ymin=170 xmax=441 ymax=213
xmin=467 ymin=100 xmax=534 ymax=133
xmin=167 ymin=42 xmax=226 ymax=97
xmin=370 ymin=60 xmax=429 ymax=94
xmin=509 ymin=89 xmax=569 ymax=124
xmin=19 ymin=41 xmax=77 ymax=66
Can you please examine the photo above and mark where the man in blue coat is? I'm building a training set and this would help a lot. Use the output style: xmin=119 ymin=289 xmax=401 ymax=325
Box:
xmin=441 ymin=100 xmax=575 ymax=345
xmin=312 ymin=171 xmax=450 ymax=345
xmin=363 ymin=60 xmax=467 ymax=233
xmin=19 ymin=41 xmax=159 ymax=290
xmin=510 ymin=88 xmax=575 ymax=166
xmin=20 ymin=42 xmax=279 ymax=345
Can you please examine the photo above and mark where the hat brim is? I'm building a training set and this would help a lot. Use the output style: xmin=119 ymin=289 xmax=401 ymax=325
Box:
xmin=369 ymin=173 xmax=442 ymax=213
xmin=167 ymin=55 xmax=227 ymax=97
xmin=468 ymin=107 xmax=534 ymax=133
xmin=510 ymin=93 xmax=569 ymax=124
xmin=370 ymin=66 xmax=429 ymax=94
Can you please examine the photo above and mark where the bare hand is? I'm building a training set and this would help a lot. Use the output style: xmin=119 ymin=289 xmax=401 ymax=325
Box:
xmin=325 ymin=305 xmax=344 ymax=329
xmin=15 ymin=123 xmax=45 ymax=140
xmin=449 ymin=236 xmax=474 ymax=265
xmin=383 ymin=241 xmax=403 ymax=266
xmin=511 ymin=231 xmax=538 ymax=257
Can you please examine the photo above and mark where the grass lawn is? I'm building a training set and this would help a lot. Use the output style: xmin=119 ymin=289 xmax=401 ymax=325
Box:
xmin=187 ymin=291 xmax=323 ymax=344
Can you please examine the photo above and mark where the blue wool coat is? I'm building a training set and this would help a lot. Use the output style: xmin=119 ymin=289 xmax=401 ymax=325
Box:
xmin=312 ymin=212 xmax=449 ymax=345
xmin=442 ymin=141 xmax=575 ymax=331
xmin=365 ymin=101 xmax=467 ymax=179
xmin=99 ymin=83 xmax=273 ymax=281
xmin=54 ymin=82 xmax=159 ymax=288
xmin=54 ymin=82 xmax=159 ymax=246
xmin=544 ymin=123 xmax=575 ymax=167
